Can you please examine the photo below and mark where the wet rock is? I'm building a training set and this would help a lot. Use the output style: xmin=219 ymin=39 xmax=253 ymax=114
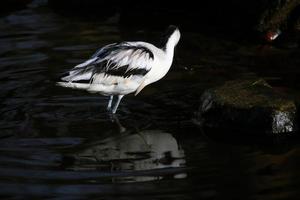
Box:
xmin=257 ymin=0 xmax=300 ymax=33
xmin=257 ymin=0 xmax=300 ymax=46
xmin=198 ymin=79 xmax=298 ymax=134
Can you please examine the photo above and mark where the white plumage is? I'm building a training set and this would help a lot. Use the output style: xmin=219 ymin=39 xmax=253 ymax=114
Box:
xmin=57 ymin=26 xmax=181 ymax=114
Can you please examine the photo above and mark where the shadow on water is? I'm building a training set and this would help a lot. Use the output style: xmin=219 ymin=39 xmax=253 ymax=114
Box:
xmin=1 ymin=0 xmax=300 ymax=199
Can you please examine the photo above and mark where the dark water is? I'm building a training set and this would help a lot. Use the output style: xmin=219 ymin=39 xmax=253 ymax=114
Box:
xmin=1 ymin=1 xmax=300 ymax=199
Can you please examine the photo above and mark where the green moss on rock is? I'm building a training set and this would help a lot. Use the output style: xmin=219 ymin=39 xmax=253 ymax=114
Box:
xmin=199 ymin=78 xmax=297 ymax=134
xmin=212 ymin=79 xmax=296 ymax=112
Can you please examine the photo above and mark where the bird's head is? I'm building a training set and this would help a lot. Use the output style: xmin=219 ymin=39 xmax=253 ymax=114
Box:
xmin=168 ymin=25 xmax=181 ymax=45
xmin=166 ymin=25 xmax=181 ymax=46
xmin=161 ymin=25 xmax=181 ymax=50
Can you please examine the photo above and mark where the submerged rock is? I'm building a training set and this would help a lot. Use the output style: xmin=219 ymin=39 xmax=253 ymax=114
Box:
xmin=198 ymin=79 xmax=297 ymax=134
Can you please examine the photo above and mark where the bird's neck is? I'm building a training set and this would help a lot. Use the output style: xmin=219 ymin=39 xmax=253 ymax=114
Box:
xmin=164 ymin=37 xmax=177 ymax=58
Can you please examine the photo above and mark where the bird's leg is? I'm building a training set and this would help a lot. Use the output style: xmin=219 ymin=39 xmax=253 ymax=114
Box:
xmin=107 ymin=95 xmax=114 ymax=111
xmin=111 ymin=95 xmax=124 ymax=114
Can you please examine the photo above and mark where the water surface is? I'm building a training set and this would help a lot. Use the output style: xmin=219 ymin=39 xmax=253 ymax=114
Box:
xmin=0 ymin=1 xmax=300 ymax=199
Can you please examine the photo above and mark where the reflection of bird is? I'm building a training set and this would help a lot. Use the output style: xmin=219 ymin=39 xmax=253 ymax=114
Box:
xmin=65 ymin=130 xmax=186 ymax=182
xmin=57 ymin=26 xmax=181 ymax=114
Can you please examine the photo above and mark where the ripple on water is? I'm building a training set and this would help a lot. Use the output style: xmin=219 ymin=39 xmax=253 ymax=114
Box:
xmin=0 ymin=132 xmax=189 ymax=198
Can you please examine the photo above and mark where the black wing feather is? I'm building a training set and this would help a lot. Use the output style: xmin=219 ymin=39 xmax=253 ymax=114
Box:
xmin=61 ymin=42 xmax=154 ymax=82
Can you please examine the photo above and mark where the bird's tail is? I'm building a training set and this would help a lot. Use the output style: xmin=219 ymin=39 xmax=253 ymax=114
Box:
xmin=56 ymin=81 xmax=91 ymax=90
xmin=60 ymin=67 xmax=94 ymax=82
xmin=58 ymin=57 xmax=99 ymax=83
xmin=57 ymin=66 xmax=95 ymax=90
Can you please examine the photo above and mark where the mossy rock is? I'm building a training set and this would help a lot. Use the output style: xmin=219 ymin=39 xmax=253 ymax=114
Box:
xmin=198 ymin=78 xmax=297 ymax=134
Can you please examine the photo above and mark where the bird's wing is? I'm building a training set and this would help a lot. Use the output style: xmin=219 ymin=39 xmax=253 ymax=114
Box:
xmin=61 ymin=42 xmax=155 ymax=82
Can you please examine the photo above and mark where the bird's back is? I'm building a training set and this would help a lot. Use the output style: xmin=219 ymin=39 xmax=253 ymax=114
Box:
xmin=57 ymin=41 xmax=158 ymax=95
